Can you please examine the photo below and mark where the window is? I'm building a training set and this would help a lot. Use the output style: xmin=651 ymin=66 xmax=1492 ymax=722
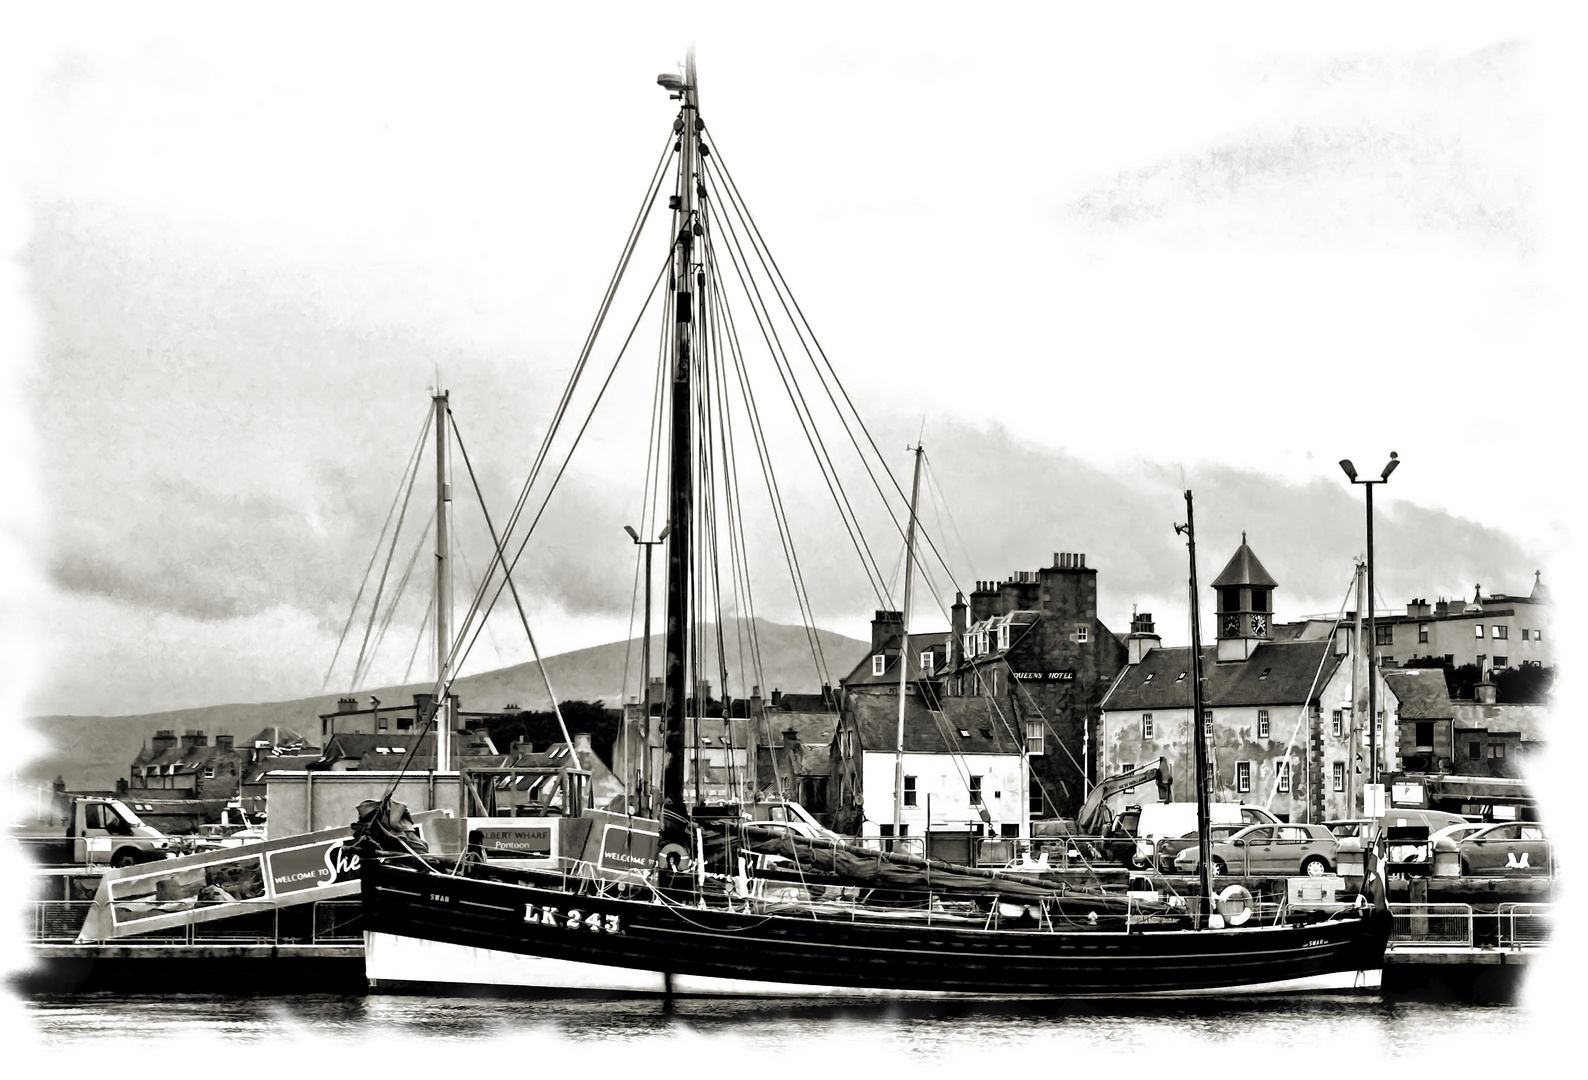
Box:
xmin=1468 ymin=742 xmax=1482 ymax=760
xmin=920 ymin=651 xmax=934 ymax=673
xmin=1251 ymin=591 xmax=1269 ymax=613
xmin=903 ymin=775 xmax=917 ymax=807
xmin=1489 ymin=743 xmax=1506 ymax=759
xmin=1536 ymin=629 xmax=1544 ymax=643
xmin=1257 ymin=710 xmax=1270 ymax=738
xmin=1414 ymin=722 xmax=1434 ymax=749
xmin=1204 ymin=711 xmax=1213 ymax=737
xmin=997 ymin=623 xmax=1010 ymax=650
xmin=1030 ymin=791 xmax=1044 ymax=815
xmin=1000 ymin=823 xmax=1020 ymax=839
xmin=1474 ymin=625 xmax=1485 ymax=639
xmin=1376 ymin=624 xmax=1394 ymax=645
xmin=1444 ymin=654 xmax=1454 ymax=665
xmin=1025 ymin=721 xmax=1045 ymax=756
xmin=1521 ymin=629 xmax=1530 ymax=641
xmin=1236 ymin=761 xmax=1252 ymax=793
xmin=1277 ymin=760 xmax=1291 ymax=793
xmin=1493 ymin=656 xmax=1507 ymax=668
xmin=1219 ymin=587 xmax=1242 ymax=612
xmin=1493 ymin=625 xmax=1508 ymax=640
xmin=203 ymin=766 xmax=215 ymax=780
xmin=397 ymin=715 xmax=413 ymax=731
xmin=1076 ymin=626 xmax=1089 ymax=643
xmin=1332 ymin=762 xmax=1345 ymax=792
xmin=969 ymin=775 xmax=984 ymax=806
xmin=1332 ymin=710 xmax=1343 ymax=737
xmin=1141 ymin=713 xmax=1154 ymax=740
xmin=1121 ymin=764 xmax=1135 ymax=793
xmin=1418 ymin=623 xmax=1430 ymax=643
xmin=872 ymin=654 xmax=886 ymax=676
xmin=376 ymin=715 xmax=389 ymax=731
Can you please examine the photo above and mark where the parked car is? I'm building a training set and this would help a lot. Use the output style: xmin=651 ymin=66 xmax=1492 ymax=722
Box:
xmin=1155 ymin=824 xmax=1246 ymax=872
xmin=1434 ymin=821 xmax=1552 ymax=877
xmin=1173 ymin=823 xmax=1339 ymax=877
xmin=1427 ymin=822 xmax=1487 ymax=846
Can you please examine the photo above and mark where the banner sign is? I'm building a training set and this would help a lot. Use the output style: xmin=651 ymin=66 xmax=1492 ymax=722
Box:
xmin=265 ymin=838 xmax=361 ymax=895
xmin=1013 ymin=670 xmax=1075 ymax=681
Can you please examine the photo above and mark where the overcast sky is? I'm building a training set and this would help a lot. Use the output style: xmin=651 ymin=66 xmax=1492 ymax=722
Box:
xmin=2 ymin=4 xmax=1579 ymax=725
xmin=2 ymin=0 xmax=1585 ymax=1057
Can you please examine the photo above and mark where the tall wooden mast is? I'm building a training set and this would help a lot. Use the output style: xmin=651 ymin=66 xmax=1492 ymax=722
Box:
xmin=1177 ymin=491 xmax=1216 ymax=924
xmin=891 ymin=444 xmax=924 ymax=842
xmin=660 ymin=51 xmax=700 ymax=831
xmin=433 ymin=388 xmax=452 ymax=771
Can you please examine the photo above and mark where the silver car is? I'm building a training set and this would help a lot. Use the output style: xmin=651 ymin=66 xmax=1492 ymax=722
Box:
xmin=1173 ymin=823 xmax=1339 ymax=877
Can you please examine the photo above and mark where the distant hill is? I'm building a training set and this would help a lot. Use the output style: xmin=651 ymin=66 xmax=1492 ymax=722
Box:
xmin=23 ymin=619 xmax=867 ymax=792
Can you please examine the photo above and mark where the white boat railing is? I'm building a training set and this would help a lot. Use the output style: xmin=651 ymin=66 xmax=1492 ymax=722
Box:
xmin=29 ymin=900 xmax=364 ymax=946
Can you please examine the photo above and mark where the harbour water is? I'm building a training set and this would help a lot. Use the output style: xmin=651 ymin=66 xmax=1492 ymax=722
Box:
xmin=20 ymin=991 xmax=1540 ymax=1064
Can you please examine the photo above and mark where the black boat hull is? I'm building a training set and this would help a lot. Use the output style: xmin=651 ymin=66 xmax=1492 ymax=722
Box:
xmin=361 ymin=859 xmax=1390 ymax=998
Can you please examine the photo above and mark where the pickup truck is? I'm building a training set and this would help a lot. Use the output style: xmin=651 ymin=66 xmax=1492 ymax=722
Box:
xmin=12 ymin=796 xmax=173 ymax=867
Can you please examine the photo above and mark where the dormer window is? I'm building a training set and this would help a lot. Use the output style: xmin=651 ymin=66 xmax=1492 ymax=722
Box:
xmin=1076 ymin=626 xmax=1088 ymax=643
xmin=920 ymin=651 xmax=934 ymax=673
xmin=1259 ymin=667 xmax=1271 ymax=679
xmin=997 ymin=623 xmax=1010 ymax=650
xmin=872 ymin=654 xmax=886 ymax=676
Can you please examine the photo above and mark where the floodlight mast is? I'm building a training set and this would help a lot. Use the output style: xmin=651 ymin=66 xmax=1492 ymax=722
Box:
xmin=1339 ymin=452 xmax=1399 ymax=802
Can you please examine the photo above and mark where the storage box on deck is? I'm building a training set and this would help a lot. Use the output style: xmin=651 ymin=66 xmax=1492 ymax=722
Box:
xmin=1288 ymin=874 xmax=1350 ymax=912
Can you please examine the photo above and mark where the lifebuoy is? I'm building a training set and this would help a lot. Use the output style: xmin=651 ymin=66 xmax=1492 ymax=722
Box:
xmin=660 ymin=842 xmax=692 ymax=872
xmin=1216 ymin=884 xmax=1254 ymax=927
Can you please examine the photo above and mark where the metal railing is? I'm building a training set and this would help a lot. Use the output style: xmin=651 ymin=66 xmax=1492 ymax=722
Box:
xmin=1499 ymin=903 xmax=1552 ymax=947
xmin=1386 ymin=902 xmax=1555 ymax=950
xmin=1387 ymin=902 xmax=1474 ymax=947
xmin=27 ymin=900 xmax=364 ymax=946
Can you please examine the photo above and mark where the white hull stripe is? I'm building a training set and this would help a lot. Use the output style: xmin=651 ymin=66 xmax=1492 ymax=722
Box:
xmin=364 ymin=932 xmax=1380 ymax=999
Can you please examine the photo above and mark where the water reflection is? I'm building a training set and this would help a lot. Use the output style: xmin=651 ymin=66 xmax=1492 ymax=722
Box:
xmin=27 ymin=991 xmax=1522 ymax=1055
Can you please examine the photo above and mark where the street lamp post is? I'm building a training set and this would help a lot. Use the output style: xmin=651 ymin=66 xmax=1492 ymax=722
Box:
xmin=1338 ymin=452 xmax=1399 ymax=809
xmin=626 ymin=523 xmax=669 ymax=816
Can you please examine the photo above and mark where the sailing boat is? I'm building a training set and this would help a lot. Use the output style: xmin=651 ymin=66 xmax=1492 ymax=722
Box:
xmin=357 ymin=53 xmax=1391 ymax=997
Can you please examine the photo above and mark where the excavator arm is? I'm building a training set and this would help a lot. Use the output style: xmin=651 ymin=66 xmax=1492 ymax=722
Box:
xmin=1075 ymin=758 xmax=1173 ymax=834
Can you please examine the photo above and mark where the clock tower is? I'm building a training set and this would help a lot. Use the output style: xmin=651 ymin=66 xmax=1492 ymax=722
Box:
xmin=1212 ymin=532 xmax=1277 ymax=662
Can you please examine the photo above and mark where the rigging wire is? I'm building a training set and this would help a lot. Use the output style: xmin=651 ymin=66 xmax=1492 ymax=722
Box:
xmin=322 ymin=403 xmax=433 ymax=691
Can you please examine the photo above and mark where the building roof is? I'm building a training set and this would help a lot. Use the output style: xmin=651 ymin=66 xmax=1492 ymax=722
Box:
xmin=848 ymin=693 xmax=1024 ymax=756
xmin=771 ymin=692 xmax=839 ymax=713
xmin=130 ymin=741 xmax=243 ymax=775
xmin=1382 ymin=669 xmax=1454 ymax=719
xmin=1100 ymin=640 xmax=1343 ymax=712
xmin=843 ymin=630 xmax=952 ymax=686
xmin=1210 ymin=536 xmax=1278 ymax=588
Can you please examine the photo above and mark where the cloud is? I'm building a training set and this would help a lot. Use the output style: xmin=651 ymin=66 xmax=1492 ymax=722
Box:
xmin=1065 ymin=43 xmax=1532 ymax=253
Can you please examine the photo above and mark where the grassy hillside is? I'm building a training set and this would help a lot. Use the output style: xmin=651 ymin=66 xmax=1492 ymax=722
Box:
xmin=24 ymin=619 xmax=866 ymax=791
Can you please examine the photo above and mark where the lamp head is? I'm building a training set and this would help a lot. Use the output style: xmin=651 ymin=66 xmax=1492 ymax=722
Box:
xmin=1380 ymin=452 xmax=1400 ymax=480
xmin=657 ymin=73 xmax=688 ymax=93
xmin=624 ymin=525 xmax=640 ymax=542
xmin=659 ymin=523 xmax=671 ymax=540
xmin=1338 ymin=459 xmax=1358 ymax=482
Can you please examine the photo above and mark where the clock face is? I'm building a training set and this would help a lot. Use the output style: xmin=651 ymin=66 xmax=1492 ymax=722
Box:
xmin=1221 ymin=615 xmax=1240 ymax=637
xmin=1252 ymin=614 xmax=1268 ymax=635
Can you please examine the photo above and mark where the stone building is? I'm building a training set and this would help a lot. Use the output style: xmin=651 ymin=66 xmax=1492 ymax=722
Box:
xmin=1099 ymin=538 xmax=1391 ymax=823
xmin=937 ymin=553 xmax=1128 ymax=820
xmin=128 ymin=730 xmax=251 ymax=800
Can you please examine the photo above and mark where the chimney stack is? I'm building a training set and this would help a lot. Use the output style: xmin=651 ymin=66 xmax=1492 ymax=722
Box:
xmin=337 ymin=697 xmax=358 ymax=714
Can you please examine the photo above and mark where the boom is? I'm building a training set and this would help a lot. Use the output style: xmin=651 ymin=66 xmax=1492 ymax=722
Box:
xmin=1075 ymin=758 xmax=1173 ymax=834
